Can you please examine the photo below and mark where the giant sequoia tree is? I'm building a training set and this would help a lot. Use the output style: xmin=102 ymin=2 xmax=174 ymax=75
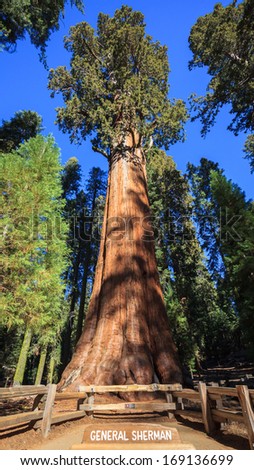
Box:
xmin=49 ymin=6 xmax=187 ymax=390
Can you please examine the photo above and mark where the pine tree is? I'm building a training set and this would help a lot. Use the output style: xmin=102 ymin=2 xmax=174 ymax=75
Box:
xmin=187 ymin=158 xmax=253 ymax=356
xmin=59 ymin=157 xmax=84 ymax=370
xmin=0 ymin=110 xmax=42 ymax=153
xmin=60 ymin=161 xmax=106 ymax=371
xmin=147 ymin=150 xmax=236 ymax=368
xmin=1 ymin=135 xmax=69 ymax=384
xmin=186 ymin=158 xmax=237 ymax=322
xmin=186 ymin=158 xmax=225 ymax=280
xmin=76 ymin=167 xmax=107 ymax=343
xmin=49 ymin=6 xmax=187 ymax=389
xmin=210 ymin=171 xmax=254 ymax=356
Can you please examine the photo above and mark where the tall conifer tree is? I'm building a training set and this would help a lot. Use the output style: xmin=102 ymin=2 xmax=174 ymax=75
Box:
xmin=187 ymin=158 xmax=253 ymax=356
xmin=1 ymin=135 xmax=68 ymax=384
xmin=49 ymin=6 xmax=187 ymax=389
xmin=147 ymin=150 xmax=236 ymax=368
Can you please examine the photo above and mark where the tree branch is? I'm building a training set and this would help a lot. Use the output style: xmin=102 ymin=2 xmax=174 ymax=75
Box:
xmin=227 ymin=52 xmax=248 ymax=67
xmin=82 ymin=36 xmax=103 ymax=65
xmin=92 ymin=145 xmax=109 ymax=159
xmin=147 ymin=119 xmax=158 ymax=130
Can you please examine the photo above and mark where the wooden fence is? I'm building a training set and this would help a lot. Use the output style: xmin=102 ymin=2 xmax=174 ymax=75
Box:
xmin=78 ymin=383 xmax=181 ymax=417
xmin=171 ymin=383 xmax=254 ymax=450
xmin=0 ymin=382 xmax=254 ymax=449
xmin=0 ymin=385 xmax=87 ymax=438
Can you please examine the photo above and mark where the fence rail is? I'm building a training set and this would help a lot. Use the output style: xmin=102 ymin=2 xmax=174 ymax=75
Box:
xmin=172 ymin=383 xmax=254 ymax=450
xmin=0 ymin=385 xmax=47 ymax=399
xmin=78 ymin=383 xmax=181 ymax=393
xmin=0 ymin=384 xmax=87 ymax=437
xmin=0 ymin=382 xmax=254 ymax=448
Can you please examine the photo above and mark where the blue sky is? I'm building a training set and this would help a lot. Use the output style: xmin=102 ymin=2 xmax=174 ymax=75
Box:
xmin=0 ymin=0 xmax=253 ymax=198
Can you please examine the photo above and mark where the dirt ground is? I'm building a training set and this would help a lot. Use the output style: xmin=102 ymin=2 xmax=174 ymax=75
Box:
xmin=0 ymin=413 xmax=250 ymax=450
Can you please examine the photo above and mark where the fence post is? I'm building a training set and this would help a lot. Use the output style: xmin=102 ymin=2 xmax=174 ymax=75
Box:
xmin=87 ymin=390 xmax=95 ymax=418
xmin=165 ymin=392 xmax=174 ymax=419
xmin=198 ymin=382 xmax=217 ymax=435
xmin=41 ymin=384 xmax=57 ymax=438
xmin=236 ymin=385 xmax=254 ymax=450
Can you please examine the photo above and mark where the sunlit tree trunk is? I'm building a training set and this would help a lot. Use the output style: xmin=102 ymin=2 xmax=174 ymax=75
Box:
xmin=13 ymin=327 xmax=32 ymax=385
xmin=35 ymin=348 xmax=47 ymax=385
xmin=59 ymin=134 xmax=182 ymax=391
xmin=47 ymin=355 xmax=55 ymax=384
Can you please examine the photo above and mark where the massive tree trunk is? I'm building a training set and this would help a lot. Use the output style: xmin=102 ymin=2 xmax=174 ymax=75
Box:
xmin=59 ymin=135 xmax=182 ymax=391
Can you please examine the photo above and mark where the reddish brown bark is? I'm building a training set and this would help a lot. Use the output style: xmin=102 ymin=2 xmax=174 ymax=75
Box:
xmin=59 ymin=135 xmax=182 ymax=392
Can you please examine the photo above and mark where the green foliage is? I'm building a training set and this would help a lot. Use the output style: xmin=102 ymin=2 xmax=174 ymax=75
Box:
xmin=189 ymin=0 xmax=254 ymax=171
xmin=48 ymin=5 xmax=187 ymax=155
xmin=59 ymin=160 xmax=106 ymax=371
xmin=186 ymin=158 xmax=225 ymax=278
xmin=147 ymin=149 xmax=236 ymax=368
xmin=244 ymin=134 xmax=254 ymax=173
xmin=187 ymin=158 xmax=241 ymax=328
xmin=210 ymin=170 xmax=254 ymax=355
xmin=0 ymin=326 xmax=23 ymax=386
xmin=1 ymin=135 xmax=69 ymax=349
xmin=61 ymin=156 xmax=82 ymax=198
xmin=0 ymin=0 xmax=84 ymax=62
xmin=189 ymin=0 xmax=254 ymax=136
xmin=187 ymin=157 xmax=254 ymax=357
xmin=0 ymin=110 xmax=42 ymax=153
xmin=164 ymin=283 xmax=196 ymax=370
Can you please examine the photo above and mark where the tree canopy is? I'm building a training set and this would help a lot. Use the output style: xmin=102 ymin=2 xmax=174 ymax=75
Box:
xmin=244 ymin=134 xmax=254 ymax=173
xmin=59 ymin=160 xmax=106 ymax=372
xmin=1 ymin=135 xmax=68 ymax=334
xmin=187 ymin=157 xmax=254 ymax=356
xmin=1 ymin=134 xmax=69 ymax=384
xmin=0 ymin=0 xmax=84 ymax=62
xmin=147 ymin=150 xmax=238 ymax=368
xmin=189 ymin=0 xmax=254 ymax=171
xmin=210 ymin=170 xmax=254 ymax=355
xmin=49 ymin=5 xmax=187 ymax=157
xmin=0 ymin=110 xmax=42 ymax=152
xmin=189 ymin=0 xmax=254 ymax=136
